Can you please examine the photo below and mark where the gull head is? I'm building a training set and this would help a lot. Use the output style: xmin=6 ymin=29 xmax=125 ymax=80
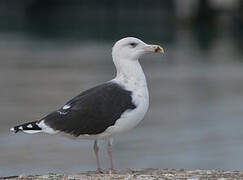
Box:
xmin=112 ymin=37 xmax=164 ymax=61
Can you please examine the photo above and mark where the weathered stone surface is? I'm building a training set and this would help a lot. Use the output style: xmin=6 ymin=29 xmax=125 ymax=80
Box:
xmin=2 ymin=169 xmax=243 ymax=180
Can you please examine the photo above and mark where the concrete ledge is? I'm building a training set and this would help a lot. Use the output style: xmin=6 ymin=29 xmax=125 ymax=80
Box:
xmin=2 ymin=168 xmax=243 ymax=180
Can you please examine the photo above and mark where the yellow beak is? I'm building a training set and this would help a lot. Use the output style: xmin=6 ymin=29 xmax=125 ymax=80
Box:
xmin=145 ymin=45 xmax=164 ymax=53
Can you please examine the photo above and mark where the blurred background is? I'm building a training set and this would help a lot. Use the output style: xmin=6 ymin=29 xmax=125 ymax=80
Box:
xmin=1 ymin=0 xmax=243 ymax=177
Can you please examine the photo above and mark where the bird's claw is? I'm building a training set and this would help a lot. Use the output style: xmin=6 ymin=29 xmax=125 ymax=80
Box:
xmin=96 ymin=168 xmax=105 ymax=174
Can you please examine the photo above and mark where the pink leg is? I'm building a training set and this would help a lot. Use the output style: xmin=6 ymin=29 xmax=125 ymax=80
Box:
xmin=107 ymin=138 xmax=117 ymax=173
xmin=93 ymin=140 xmax=103 ymax=173
xmin=107 ymin=139 xmax=133 ymax=174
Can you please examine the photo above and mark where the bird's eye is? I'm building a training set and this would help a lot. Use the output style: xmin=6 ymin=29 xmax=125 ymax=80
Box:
xmin=129 ymin=43 xmax=137 ymax=48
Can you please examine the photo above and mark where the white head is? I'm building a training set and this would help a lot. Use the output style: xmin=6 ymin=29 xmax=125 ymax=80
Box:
xmin=112 ymin=37 xmax=164 ymax=61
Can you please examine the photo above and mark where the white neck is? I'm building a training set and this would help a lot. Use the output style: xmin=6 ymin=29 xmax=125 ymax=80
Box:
xmin=113 ymin=58 xmax=148 ymax=98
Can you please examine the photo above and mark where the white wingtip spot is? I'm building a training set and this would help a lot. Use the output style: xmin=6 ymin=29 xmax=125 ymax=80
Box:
xmin=19 ymin=126 xmax=23 ymax=130
xmin=10 ymin=127 xmax=15 ymax=133
xmin=57 ymin=110 xmax=68 ymax=115
xmin=63 ymin=104 xmax=71 ymax=110
xmin=27 ymin=124 xmax=33 ymax=128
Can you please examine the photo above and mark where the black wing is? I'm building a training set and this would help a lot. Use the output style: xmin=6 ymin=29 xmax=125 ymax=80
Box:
xmin=42 ymin=82 xmax=136 ymax=137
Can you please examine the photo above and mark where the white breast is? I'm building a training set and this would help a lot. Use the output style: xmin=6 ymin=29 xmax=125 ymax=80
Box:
xmin=111 ymin=90 xmax=149 ymax=134
xmin=96 ymin=72 xmax=149 ymax=139
xmin=97 ymin=56 xmax=149 ymax=139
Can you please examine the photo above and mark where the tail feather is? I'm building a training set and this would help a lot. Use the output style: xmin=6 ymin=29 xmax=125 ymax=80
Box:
xmin=10 ymin=121 xmax=42 ymax=134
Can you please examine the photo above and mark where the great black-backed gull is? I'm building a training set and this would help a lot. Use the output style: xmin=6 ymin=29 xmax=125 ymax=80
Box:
xmin=10 ymin=37 xmax=164 ymax=173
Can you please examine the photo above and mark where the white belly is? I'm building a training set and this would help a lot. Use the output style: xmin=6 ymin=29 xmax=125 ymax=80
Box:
xmin=96 ymin=77 xmax=149 ymax=139
xmin=104 ymin=95 xmax=149 ymax=136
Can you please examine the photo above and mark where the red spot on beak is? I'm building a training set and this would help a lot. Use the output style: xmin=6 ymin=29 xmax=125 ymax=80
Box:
xmin=155 ymin=48 xmax=162 ymax=53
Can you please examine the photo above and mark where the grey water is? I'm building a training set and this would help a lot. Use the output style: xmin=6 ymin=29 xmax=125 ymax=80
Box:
xmin=1 ymin=29 xmax=243 ymax=177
